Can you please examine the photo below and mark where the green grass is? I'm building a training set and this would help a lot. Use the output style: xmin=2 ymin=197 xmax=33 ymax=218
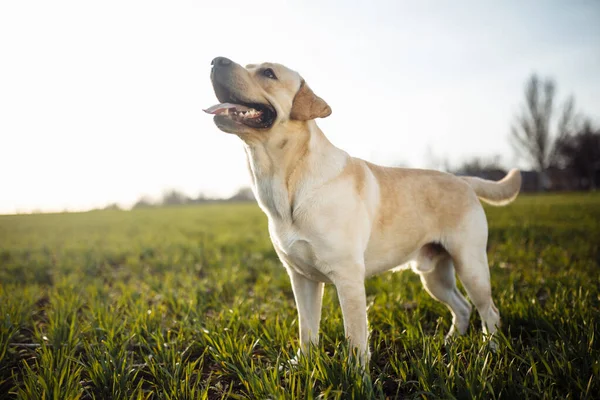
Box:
xmin=0 ymin=193 xmax=599 ymax=399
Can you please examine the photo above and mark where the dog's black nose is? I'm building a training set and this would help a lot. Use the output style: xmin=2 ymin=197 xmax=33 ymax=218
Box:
xmin=211 ymin=57 xmax=232 ymax=67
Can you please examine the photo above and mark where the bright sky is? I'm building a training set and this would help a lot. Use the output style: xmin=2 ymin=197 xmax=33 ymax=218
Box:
xmin=1 ymin=1 xmax=599 ymax=214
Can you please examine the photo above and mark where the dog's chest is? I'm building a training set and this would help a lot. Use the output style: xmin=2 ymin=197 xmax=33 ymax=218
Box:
xmin=245 ymin=146 xmax=294 ymax=222
xmin=268 ymin=219 xmax=330 ymax=282
xmin=245 ymin=145 xmax=332 ymax=281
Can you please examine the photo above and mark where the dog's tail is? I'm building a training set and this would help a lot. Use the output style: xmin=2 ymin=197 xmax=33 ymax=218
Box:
xmin=461 ymin=169 xmax=522 ymax=206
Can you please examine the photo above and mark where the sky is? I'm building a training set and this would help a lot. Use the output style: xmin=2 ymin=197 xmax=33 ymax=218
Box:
xmin=1 ymin=0 xmax=599 ymax=214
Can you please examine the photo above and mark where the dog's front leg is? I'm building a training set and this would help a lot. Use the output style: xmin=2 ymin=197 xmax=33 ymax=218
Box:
xmin=288 ymin=268 xmax=324 ymax=353
xmin=333 ymin=274 xmax=369 ymax=365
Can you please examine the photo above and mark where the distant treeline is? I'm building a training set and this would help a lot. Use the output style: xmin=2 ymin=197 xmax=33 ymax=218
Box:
xmin=98 ymin=187 xmax=256 ymax=211
xmin=130 ymin=187 xmax=255 ymax=209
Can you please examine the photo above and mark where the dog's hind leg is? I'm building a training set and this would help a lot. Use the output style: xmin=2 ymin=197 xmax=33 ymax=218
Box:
xmin=447 ymin=208 xmax=501 ymax=342
xmin=416 ymin=248 xmax=472 ymax=342
xmin=453 ymin=249 xmax=501 ymax=339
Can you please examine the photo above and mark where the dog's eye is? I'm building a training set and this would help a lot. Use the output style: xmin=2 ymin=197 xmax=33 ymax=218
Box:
xmin=262 ymin=68 xmax=277 ymax=80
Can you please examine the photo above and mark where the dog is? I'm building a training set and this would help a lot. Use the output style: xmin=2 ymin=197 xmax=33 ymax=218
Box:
xmin=204 ymin=57 xmax=521 ymax=365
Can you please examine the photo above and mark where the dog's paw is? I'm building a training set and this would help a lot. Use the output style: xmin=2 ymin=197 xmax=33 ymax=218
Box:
xmin=477 ymin=336 xmax=499 ymax=355
xmin=443 ymin=334 xmax=455 ymax=347
xmin=443 ymin=329 xmax=463 ymax=349
xmin=487 ymin=338 xmax=499 ymax=353
xmin=278 ymin=355 xmax=300 ymax=372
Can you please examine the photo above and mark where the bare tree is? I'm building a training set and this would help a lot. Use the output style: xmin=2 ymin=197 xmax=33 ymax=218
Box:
xmin=510 ymin=74 xmax=576 ymax=190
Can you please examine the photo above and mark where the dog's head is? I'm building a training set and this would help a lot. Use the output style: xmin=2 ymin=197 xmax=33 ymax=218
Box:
xmin=204 ymin=57 xmax=331 ymax=137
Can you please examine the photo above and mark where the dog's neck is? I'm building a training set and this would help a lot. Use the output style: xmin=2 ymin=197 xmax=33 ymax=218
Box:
xmin=242 ymin=120 xmax=348 ymax=223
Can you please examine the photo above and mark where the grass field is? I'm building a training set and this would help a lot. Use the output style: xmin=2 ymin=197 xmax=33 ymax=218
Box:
xmin=1 ymin=193 xmax=599 ymax=399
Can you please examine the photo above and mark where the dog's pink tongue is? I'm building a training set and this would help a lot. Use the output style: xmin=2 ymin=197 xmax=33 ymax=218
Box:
xmin=203 ymin=103 xmax=250 ymax=115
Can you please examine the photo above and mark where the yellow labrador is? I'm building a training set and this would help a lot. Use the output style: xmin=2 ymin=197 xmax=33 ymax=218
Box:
xmin=204 ymin=57 xmax=521 ymax=365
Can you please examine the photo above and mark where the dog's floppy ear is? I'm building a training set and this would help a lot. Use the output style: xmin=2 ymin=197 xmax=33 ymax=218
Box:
xmin=290 ymin=80 xmax=332 ymax=120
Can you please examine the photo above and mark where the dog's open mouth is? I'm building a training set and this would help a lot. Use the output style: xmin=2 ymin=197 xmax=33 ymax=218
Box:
xmin=203 ymin=88 xmax=276 ymax=129
xmin=203 ymin=102 xmax=275 ymax=129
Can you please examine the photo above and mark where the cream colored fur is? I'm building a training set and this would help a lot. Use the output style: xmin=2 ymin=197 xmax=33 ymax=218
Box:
xmin=461 ymin=169 xmax=522 ymax=206
xmin=207 ymin=58 xmax=522 ymax=365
